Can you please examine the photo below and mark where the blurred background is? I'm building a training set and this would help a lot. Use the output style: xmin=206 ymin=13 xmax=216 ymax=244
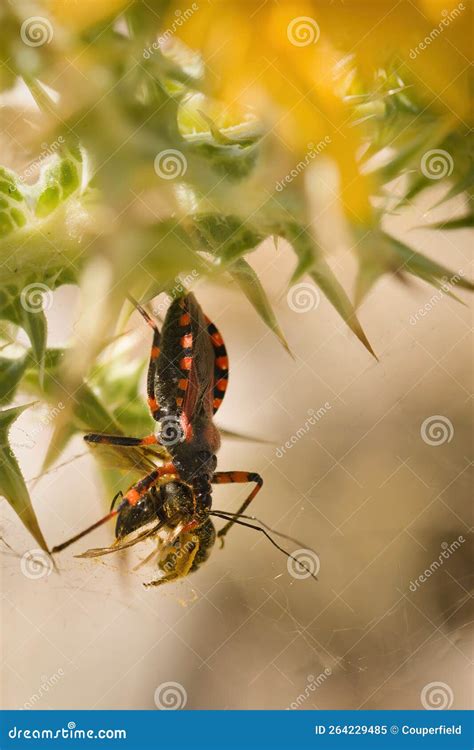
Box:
xmin=0 ymin=0 xmax=472 ymax=712
xmin=2 ymin=200 xmax=472 ymax=709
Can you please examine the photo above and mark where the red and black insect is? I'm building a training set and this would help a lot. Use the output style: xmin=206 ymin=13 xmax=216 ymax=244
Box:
xmin=52 ymin=293 xmax=316 ymax=586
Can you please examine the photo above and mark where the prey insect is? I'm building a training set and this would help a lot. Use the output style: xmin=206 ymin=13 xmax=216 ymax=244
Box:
xmin=52 ymin=293 xmax=317 ymax=586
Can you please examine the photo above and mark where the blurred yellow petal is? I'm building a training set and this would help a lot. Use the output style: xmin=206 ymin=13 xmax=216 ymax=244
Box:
xmin=46 ymin=0 xmax=129 ymax=30
xmin=168 ymin=0 xmax=471 ymax=222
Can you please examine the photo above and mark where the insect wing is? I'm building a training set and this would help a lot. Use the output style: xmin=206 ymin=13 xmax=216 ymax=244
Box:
xmin=76 ymin=519 xmax=165 ymax=558
xmin=182 ymin=293 xmax=215 ymax=424
xmin=85 ymin=440 xmax=169 ymax=475
xmin=157 ymin=293 xmax=214 ymax=432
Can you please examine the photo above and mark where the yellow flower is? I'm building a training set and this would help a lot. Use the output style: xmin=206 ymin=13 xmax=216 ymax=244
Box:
xmin=44 ymin=0 xmax=472 ymax=223
xmin=167 ymin=0 xmax=471 ymax=222
xmin=46 ymin=0 xmax=130 ymax=30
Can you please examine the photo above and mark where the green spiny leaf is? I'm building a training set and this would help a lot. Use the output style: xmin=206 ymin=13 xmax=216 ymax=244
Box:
xmin=190 ymin=213 xmax=263 ymax=264
xmin=278 ymin=222 xmax=315 ymax=281
xmin=278 ymin=222 xmax=375 ymax=357
xmin=0 ymin=354 xmax=27 ymax=404
xmin=34 ymin=155 xmax=82 ymax=218
xmin=229 ymin=258 xmax=290 ymax=354
xmin=310 ymin=259 xmax=376 ymax=358
xmin=22 ymin=346 xmax=159 ymax=479
xmin=0 ymin=403 xmax=49 ymax=552
xmin=419 ymin=215 xmax=474 ymax=230
xmin=0 ymin=289 xmax=47 ymax=376
xmin=382 ymin=233 xmax=474 ymax=292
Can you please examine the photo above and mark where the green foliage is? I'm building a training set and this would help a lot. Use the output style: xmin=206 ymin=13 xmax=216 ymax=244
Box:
xmin=0 ymin=2 xmax=471 ymax=549
xmin=0 ymin=403 xmax=48 ymax=553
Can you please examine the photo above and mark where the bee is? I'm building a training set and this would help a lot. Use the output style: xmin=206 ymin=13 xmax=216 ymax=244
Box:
xmin=52 ymin=293 xmax=317 ymax=586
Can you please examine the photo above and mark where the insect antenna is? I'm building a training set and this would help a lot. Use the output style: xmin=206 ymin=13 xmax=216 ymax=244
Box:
xmin=210 ymin=511 xmax=318 ymax=582
xmin=211 ymin=509 xmax=316 ymax=550
xmin=52 ymin=494 xmax=126 ymax=553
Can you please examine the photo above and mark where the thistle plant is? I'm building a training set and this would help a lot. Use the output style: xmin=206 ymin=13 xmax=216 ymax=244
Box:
xmin=0 ymin=1 xmax=472 ymax=552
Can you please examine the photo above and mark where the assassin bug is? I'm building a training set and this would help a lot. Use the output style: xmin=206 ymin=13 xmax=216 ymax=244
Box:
xmin=52 ymin=293 xmax=317 ymax=586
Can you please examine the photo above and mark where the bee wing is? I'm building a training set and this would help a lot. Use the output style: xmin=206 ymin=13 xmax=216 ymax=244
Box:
xmin=76 ymin=519 xmax=165 ymax=558
xmin=85 ymin=442 xmax=170 ymax=474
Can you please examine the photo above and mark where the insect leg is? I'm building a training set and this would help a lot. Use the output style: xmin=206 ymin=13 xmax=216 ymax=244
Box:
xmin=129 ymin=297 xmax=162 ymax=421
xmin=51 ymin=464 xmax=176 ymax=553
xmin=110 ymin=490 xmax=123 ymax=511
xmin=84 ymin=433 xmax=159 ymax=447
xmin=122 ymin=464 xmax=176 ymax=506
xmin=211 ymin=471 xmax=263 ymax=541
xmin=146 ymin=327 xmax=162 ymax=420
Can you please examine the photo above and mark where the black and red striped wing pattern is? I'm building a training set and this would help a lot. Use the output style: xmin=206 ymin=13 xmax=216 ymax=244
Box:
xmin=205 ymin=316 xmax=229 ymax=414
xmin=156 ymin=294 xmax=215 ymax=432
